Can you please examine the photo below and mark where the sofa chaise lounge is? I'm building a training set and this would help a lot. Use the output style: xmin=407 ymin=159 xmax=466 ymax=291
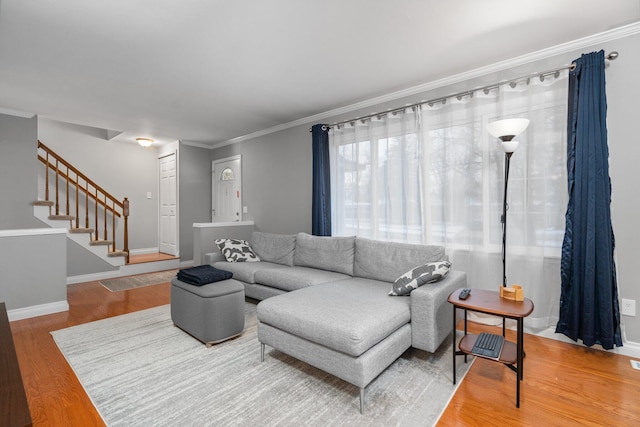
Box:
xmin=207 ymin=231 xmax=467 ymax=413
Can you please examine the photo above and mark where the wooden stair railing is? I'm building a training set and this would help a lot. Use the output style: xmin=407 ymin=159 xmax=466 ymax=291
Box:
xmin=36 ymin=141 xmax=130 ymax=263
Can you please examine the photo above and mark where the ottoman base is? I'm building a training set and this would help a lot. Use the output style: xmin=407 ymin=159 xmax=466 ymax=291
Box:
xmin=171 ymin=278 xmax=245 ymax=346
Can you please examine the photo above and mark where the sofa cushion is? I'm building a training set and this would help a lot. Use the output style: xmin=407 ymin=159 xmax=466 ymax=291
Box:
xmin=389 ymin=261 xmax=451 ymax=296
xmin=254 ymin=266 xmax=350 ymax=292
xmin=257 ymin=278 xmax=410 ymax=357
xmin=251 ymin=232 xmax=296 ymax=266
xmin=212 ymin=261 xmax=286 ymax=284
xmin=354 ymin=237 xmax=446 ymax=283
xmin=293 ymin=233 xmax=355 ymax=275
xmin=215 ymin=239 xmax=260 ymax=262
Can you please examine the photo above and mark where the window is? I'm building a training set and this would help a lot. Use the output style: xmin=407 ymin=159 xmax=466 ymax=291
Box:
xmin=330 ymin=73 xmax=568 ymax=253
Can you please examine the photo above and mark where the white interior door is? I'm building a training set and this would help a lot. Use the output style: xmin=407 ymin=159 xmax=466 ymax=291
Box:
xmin=212 ymin=156 xmax=242 ymax=222
xmin=159 ymin=153 xmax=177 ymax=255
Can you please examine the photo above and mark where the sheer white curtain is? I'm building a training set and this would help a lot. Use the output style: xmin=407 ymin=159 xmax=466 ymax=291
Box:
xmin=330 ymin=71 xmax=568 ymax=330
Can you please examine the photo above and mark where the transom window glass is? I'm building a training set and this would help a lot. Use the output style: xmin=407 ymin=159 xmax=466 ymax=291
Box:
xmin=220 ymin=167 xmax=234 ymax=181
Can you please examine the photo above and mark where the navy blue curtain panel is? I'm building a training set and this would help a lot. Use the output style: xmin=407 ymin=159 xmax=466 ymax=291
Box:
xmin=311 ymin=124 xmax=331 ymax=236
xmin=556 ymin=51 xmax=622 ymax=349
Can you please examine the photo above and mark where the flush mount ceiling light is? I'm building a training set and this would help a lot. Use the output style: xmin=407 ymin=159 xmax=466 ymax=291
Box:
xmin=136 ymin=137 xmax=154 ymax=147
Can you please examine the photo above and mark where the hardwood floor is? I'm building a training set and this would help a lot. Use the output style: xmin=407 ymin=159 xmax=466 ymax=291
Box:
xmin=438 ymin=321 xmax=640 ymax=426
xmin=128 ymin=252 xmax=179 ymax=264
xmin=9 ymin=280 xmax=640 ymax=426
xmin=9 ymin=280 xmax=170 ymax=426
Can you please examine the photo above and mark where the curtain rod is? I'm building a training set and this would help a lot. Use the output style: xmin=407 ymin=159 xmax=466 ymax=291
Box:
xmin=312 ymin=51 xmax=619 ymax=131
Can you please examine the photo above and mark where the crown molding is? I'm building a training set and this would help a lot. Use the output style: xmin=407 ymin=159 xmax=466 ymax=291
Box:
xmin=180 ymin=139 xmax=217 ymax=149
xmin=0 ymin=107 xmax=36 ymax=119
xmin=210 ymin=21 xmax=640 ymax=150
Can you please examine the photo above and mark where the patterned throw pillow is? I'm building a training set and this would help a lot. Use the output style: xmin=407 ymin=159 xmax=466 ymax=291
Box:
xmin=215 ymin=239 xmax=261 ymax=262
xmin=389 ymin=261 xmax=451 ymax=296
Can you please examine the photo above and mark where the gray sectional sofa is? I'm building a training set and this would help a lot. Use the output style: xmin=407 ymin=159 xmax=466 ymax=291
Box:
xmin=207 ymin=231 xmax=467 ymax=413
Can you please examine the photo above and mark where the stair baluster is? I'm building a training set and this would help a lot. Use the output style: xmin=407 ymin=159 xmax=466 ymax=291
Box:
xmin=55 ymin=159 xmax=60 ymax=215
xmin=94 ymin=187 xmax=99 ymax=242
xmin=35 ymin=141 xmax=130 ymax=264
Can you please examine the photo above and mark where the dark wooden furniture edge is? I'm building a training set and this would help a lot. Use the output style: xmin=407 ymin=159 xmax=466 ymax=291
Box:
xmin=0 ymin=302 xmax=32 ymax=427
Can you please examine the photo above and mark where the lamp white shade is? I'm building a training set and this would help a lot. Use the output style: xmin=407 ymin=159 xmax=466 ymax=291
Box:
xmin=501 ymin=140 xmax=519 ymax=153
xmin=136 ymin=137 xmax=153 ymax=147
xmin=486 ymin=118 xmax=530 ymax=140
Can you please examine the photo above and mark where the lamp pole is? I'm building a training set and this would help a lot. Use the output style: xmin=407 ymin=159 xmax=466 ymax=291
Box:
xmin=501 ymin=151 xmax=513 ymax=288
xmin=486 ymin=117 xmax=529 ymax=289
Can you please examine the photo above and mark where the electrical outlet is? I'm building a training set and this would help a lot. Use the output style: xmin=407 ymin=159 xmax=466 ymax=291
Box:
xmin=621 ymin=298 xmax=636 ymax=317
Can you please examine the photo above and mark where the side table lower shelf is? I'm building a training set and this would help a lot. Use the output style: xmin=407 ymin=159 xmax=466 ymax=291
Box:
xmin=458 ymin=333 xmax=517 ymax=365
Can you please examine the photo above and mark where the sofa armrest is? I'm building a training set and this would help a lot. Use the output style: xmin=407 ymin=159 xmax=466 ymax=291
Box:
xmin=205 ymin=251 xmax=226 ymax=264
xmin=409 ymin=270 xmax=467 ymax=353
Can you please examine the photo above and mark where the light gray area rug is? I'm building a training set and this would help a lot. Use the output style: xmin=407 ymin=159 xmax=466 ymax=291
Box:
xmin=99 ymin=269 xmax=178 ymax=292
xmin=51 ymin=303 xmax=473 ymax=427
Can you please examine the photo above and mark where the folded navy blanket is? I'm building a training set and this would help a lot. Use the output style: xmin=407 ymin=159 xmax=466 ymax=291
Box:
xmin=177 ymin=265 xmax=233 ymax=286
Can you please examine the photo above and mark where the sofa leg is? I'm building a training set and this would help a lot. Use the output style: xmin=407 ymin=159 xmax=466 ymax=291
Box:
xmin=260 ymin=343 xmax=265 ymax=362
xmin=359 ymin=387 xmax=365 ymax=414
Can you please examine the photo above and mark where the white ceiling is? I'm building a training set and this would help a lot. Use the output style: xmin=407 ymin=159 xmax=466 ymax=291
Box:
xmin=1 ymin=0 xmax=639 ymax=147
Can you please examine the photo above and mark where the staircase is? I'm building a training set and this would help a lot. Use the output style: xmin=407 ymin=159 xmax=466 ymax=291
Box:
xmin=33 ymin=141 xmax=129 ymax=267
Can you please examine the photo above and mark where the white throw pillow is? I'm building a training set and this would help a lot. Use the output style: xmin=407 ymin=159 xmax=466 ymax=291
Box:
xmin=215 ymin=239 xmax=260 ymax=262
xmin=389 ymin=261 xmax=451 ymax=296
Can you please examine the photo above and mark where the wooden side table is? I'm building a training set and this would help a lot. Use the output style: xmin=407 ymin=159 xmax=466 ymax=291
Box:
xmin=448 ymin=288 xmax=534 ymax=407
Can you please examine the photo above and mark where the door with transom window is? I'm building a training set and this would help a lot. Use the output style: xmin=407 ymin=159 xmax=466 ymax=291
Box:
xmin=212 ymin=156 xmax=242 ymax=222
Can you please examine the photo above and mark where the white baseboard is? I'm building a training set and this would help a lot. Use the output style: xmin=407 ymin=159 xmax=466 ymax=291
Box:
xmin=118 ymin=259 xmax=181 ymax=276
xmin=535 ymin=327 xmax=640 ymax=358
xmin=67 ymin=257 xmax=185 ymax=284
xmin=8 ymin=300 xmax=69 ymax=321
xmin=67 ymin=270 xmax=121 ymax=284
xmin=128 ymin=247 xmax=160 ymax=255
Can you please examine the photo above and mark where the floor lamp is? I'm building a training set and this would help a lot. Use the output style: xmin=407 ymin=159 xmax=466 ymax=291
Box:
xmin=486 ymin=118 xmax=530 ymax=288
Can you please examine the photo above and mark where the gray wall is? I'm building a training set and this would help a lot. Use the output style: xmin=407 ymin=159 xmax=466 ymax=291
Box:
xmin=0 ymin=230 xmax=67 ymax=312
xmin=606 ymin=33 xmax=640 ymax=345
xmin=38 ymin=119 xmax=160 ymax=251
xmin=211 ymin=33 xmax=640 ymax=344
xmin=0 ymin=113 xmax=42 ymax=229
xmin=178 ymin=142 xmax=213 ymax=261
xmin=211 ymin=126 xmax=312 ymax=234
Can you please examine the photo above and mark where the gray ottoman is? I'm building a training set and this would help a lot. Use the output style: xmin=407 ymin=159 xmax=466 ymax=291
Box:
xmin=171 ymin=278 xmax=245 ymax=347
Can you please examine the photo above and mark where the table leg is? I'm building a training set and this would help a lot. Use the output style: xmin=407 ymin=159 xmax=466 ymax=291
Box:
xmin=518 ymin=318 xmax=524 ymax=380
xmin=452 ymin=305 xmax=457 ymax=384
xmin=463 ymin=309 xmax=468 ymax=363
xmin=516 ymin=317 xmax=523 ymax=407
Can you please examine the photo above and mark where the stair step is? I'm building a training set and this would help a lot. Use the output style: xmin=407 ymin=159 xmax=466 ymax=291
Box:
xmin=69 ymin=228 xmax=95 ymax=234
xmin=90 ymin=239 xmax=112 ymax=246
xmin=108 ymin=250 xmax=128 ymax=258
xmin=48 ymin=215 xmax=75 ymax=221
xmin=32 ymin=200 xmax=54 ymax=207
